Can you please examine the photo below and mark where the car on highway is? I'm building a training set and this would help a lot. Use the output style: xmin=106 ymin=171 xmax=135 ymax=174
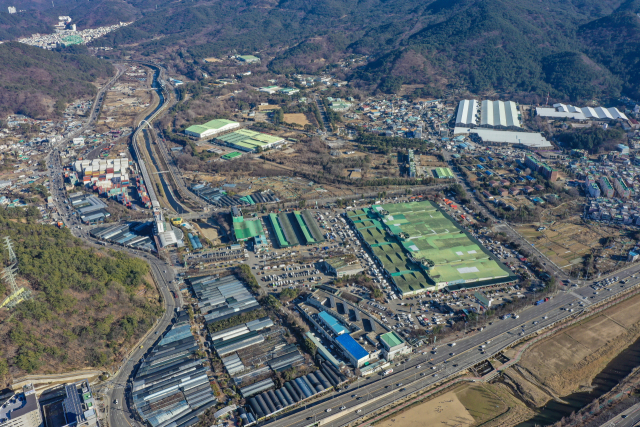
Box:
xmin=396 ymin=383 xmax=402 ymax=387
xmin=416 ymin=365 xmax=421 ymax=369
xmin=356 ymin=409 xmax=361 ymax=414
xmin=340 ymin=406 xmax=346 ymax=410
xmin=450 ymin=352 xmax=455 ymax=356
xmin=326 ymin=408 xmax=331 ymax=413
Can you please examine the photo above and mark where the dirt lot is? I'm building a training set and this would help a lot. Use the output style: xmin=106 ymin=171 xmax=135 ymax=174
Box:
xmin=192 ymin=220 xmax=221 ymax=243
xmin=376 ymin=383 xmax=514 ymax=427
xmin=283 ymin=113 xmax=312 ymax=127
xmin=502 ymin=292 xmax=640 ymax=404
xmin=95 ymin=65 xmax=153 ymax=133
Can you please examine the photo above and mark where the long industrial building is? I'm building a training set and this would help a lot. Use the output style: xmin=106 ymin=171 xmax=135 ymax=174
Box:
xmin=346 ymin=201 xmax=517 ymax=296
xmin=455 ymin=99 xmax=478 ymax=126
xmin=190 ymin=275 xmax=260 ymax=324
xmin=244 ymin=361 xmax=346 ymax=421
xmin=267 ymin=210 xmax=325 ymax=248
xmin=131 ymin=310 xmax=215 ymax=427
xmin=536 ymin=104 xmax=628 ymax=121
xmin=184 ymin=119 xmax=239 ymax=139
xmin=480 ymin=100 xmax=520 ymax=129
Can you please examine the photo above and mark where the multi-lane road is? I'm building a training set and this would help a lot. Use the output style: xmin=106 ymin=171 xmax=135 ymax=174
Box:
xmin=264 ymin=273 xmax=640 ymax=427
xmin=42 ymin=62 xmax=640 ymax=427
xmin=44 ymin=63 xmax=185 ymax=427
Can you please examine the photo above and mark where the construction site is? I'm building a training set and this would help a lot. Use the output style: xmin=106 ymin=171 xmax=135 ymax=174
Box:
xmin=95 ymin=65 xmax=155 ymax=134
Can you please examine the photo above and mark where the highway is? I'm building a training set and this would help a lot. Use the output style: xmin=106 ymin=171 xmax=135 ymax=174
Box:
xmin=263 ymin=274 xmax=640 ymax=427
xmin=599 ymin=400 xmax=640 ymax=427
xmin=41 ymin=62 xmax=640 ymax=427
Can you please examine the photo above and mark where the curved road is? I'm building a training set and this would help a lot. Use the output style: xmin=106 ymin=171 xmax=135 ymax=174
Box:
xmin=45 ymin=63 xmax=183 ymax=427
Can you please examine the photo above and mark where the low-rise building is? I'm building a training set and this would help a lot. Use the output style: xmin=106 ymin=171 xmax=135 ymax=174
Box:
xmin=323 ymin=257 xmax=363 ymax=277
xmin=184 ymin=119 xmax=239 ymax=139
xmin=379 ymin=331 xmax=411 ymax=361
xmin=335 ymin=333 xmax=371 ymax=368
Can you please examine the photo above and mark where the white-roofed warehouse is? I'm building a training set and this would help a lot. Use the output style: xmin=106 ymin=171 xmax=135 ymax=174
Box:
xmin=455 ymin=99 xmax=478 ymax=126
xmin=481 ymin=100 xmax=520 ymax=129
xmin=535 ymin=104 xmax=628 ymax=121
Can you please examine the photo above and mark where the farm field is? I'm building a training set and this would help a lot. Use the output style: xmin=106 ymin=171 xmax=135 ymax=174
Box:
xmin=375 ymin=383 xmax=511 ymax=427
xmin=515 ymin=218 xmax=633 ymax=274
xmin=283 ymin=113 xmax=312 ymax=127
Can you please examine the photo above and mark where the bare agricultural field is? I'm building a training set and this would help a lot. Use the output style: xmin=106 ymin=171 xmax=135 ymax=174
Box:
xmin=283 ymin=113 xmax=312 ymax=127
xmin=376 ymin=390 xmax=474 ymax=427
xmin=516 ymin=221 xmax=601 ymax=268
xmin=375 ymin=383 xmax=511 ymax=427
xmin=504 ymin=292 xmax=640 ymax=397
xmin=96 ymin=70 xmax=153 ymax=132
xmin=516 ymin=218 xmax=632 ymax=274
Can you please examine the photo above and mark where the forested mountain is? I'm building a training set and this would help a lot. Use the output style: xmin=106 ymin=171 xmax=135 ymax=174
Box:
xmin=3 ymin=0 xmax=640 ymax=101
xmin=0 ymin=43 xmax=114 ymax=118
xmin=0 ymin=208 xmax=161 ymax=382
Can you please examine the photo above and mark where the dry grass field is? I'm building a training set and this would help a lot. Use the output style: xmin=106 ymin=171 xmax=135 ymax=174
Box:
xmin=376 ymin=383 xmax=511 ymax=427
xmin=283 ymin=113 xmax=312 ymax=126
xmin=516 ymin=221 xmax=601 ymax=268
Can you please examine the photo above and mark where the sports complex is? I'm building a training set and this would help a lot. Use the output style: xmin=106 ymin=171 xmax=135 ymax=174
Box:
xmin=346 ymin=201 xmax=517 ymax=296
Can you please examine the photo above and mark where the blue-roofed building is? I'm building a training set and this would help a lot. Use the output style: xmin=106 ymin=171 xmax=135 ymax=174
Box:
xmin=335 ymin=334 xmax=370 ymax=368
xmin=318 ymin=311 xmax=348 ymax=335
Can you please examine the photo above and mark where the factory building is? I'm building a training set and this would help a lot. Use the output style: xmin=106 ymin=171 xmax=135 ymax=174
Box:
xmin=335 ymin=334 xmax=371 ymax=368
xmin=322 ymin=257 xmax=364 ymax=278
xmin=318 ymin=311 xmax=349 ymax=336
xmin=480 ymin=100 xmax=520 ymax=129
xmin=184 ymin=119 xmax=239 ymax=139
xmin=455 ymin=99 xmax=478 ymax=126
xmin=215 ymin=129 xmax=285 ymax=153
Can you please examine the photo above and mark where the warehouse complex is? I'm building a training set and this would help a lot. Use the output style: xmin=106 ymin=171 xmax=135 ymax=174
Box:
xmin=215 ymin=129 xmax=285 ymax=152
xmin=346 ymin=201 xmax=516 ymax=296
xmin=536 ymin=103 xmax=628 ymax=121
xmin=132 ymin=310 xmax=216 ymax=427
xmin=480 ymin=100 xmax=520 ymax=128
xmin=268 ymin=210 xmax=325 ymax=248
xmin=184 ymin=119 xmax=239 ymax=139
xmin=455 ymin=99 xmax=478 ymax=126
xmin=455 ymin=100 xmax=521 ymax=129
xmin=232 ymin=207 xmax=266 ymax=243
